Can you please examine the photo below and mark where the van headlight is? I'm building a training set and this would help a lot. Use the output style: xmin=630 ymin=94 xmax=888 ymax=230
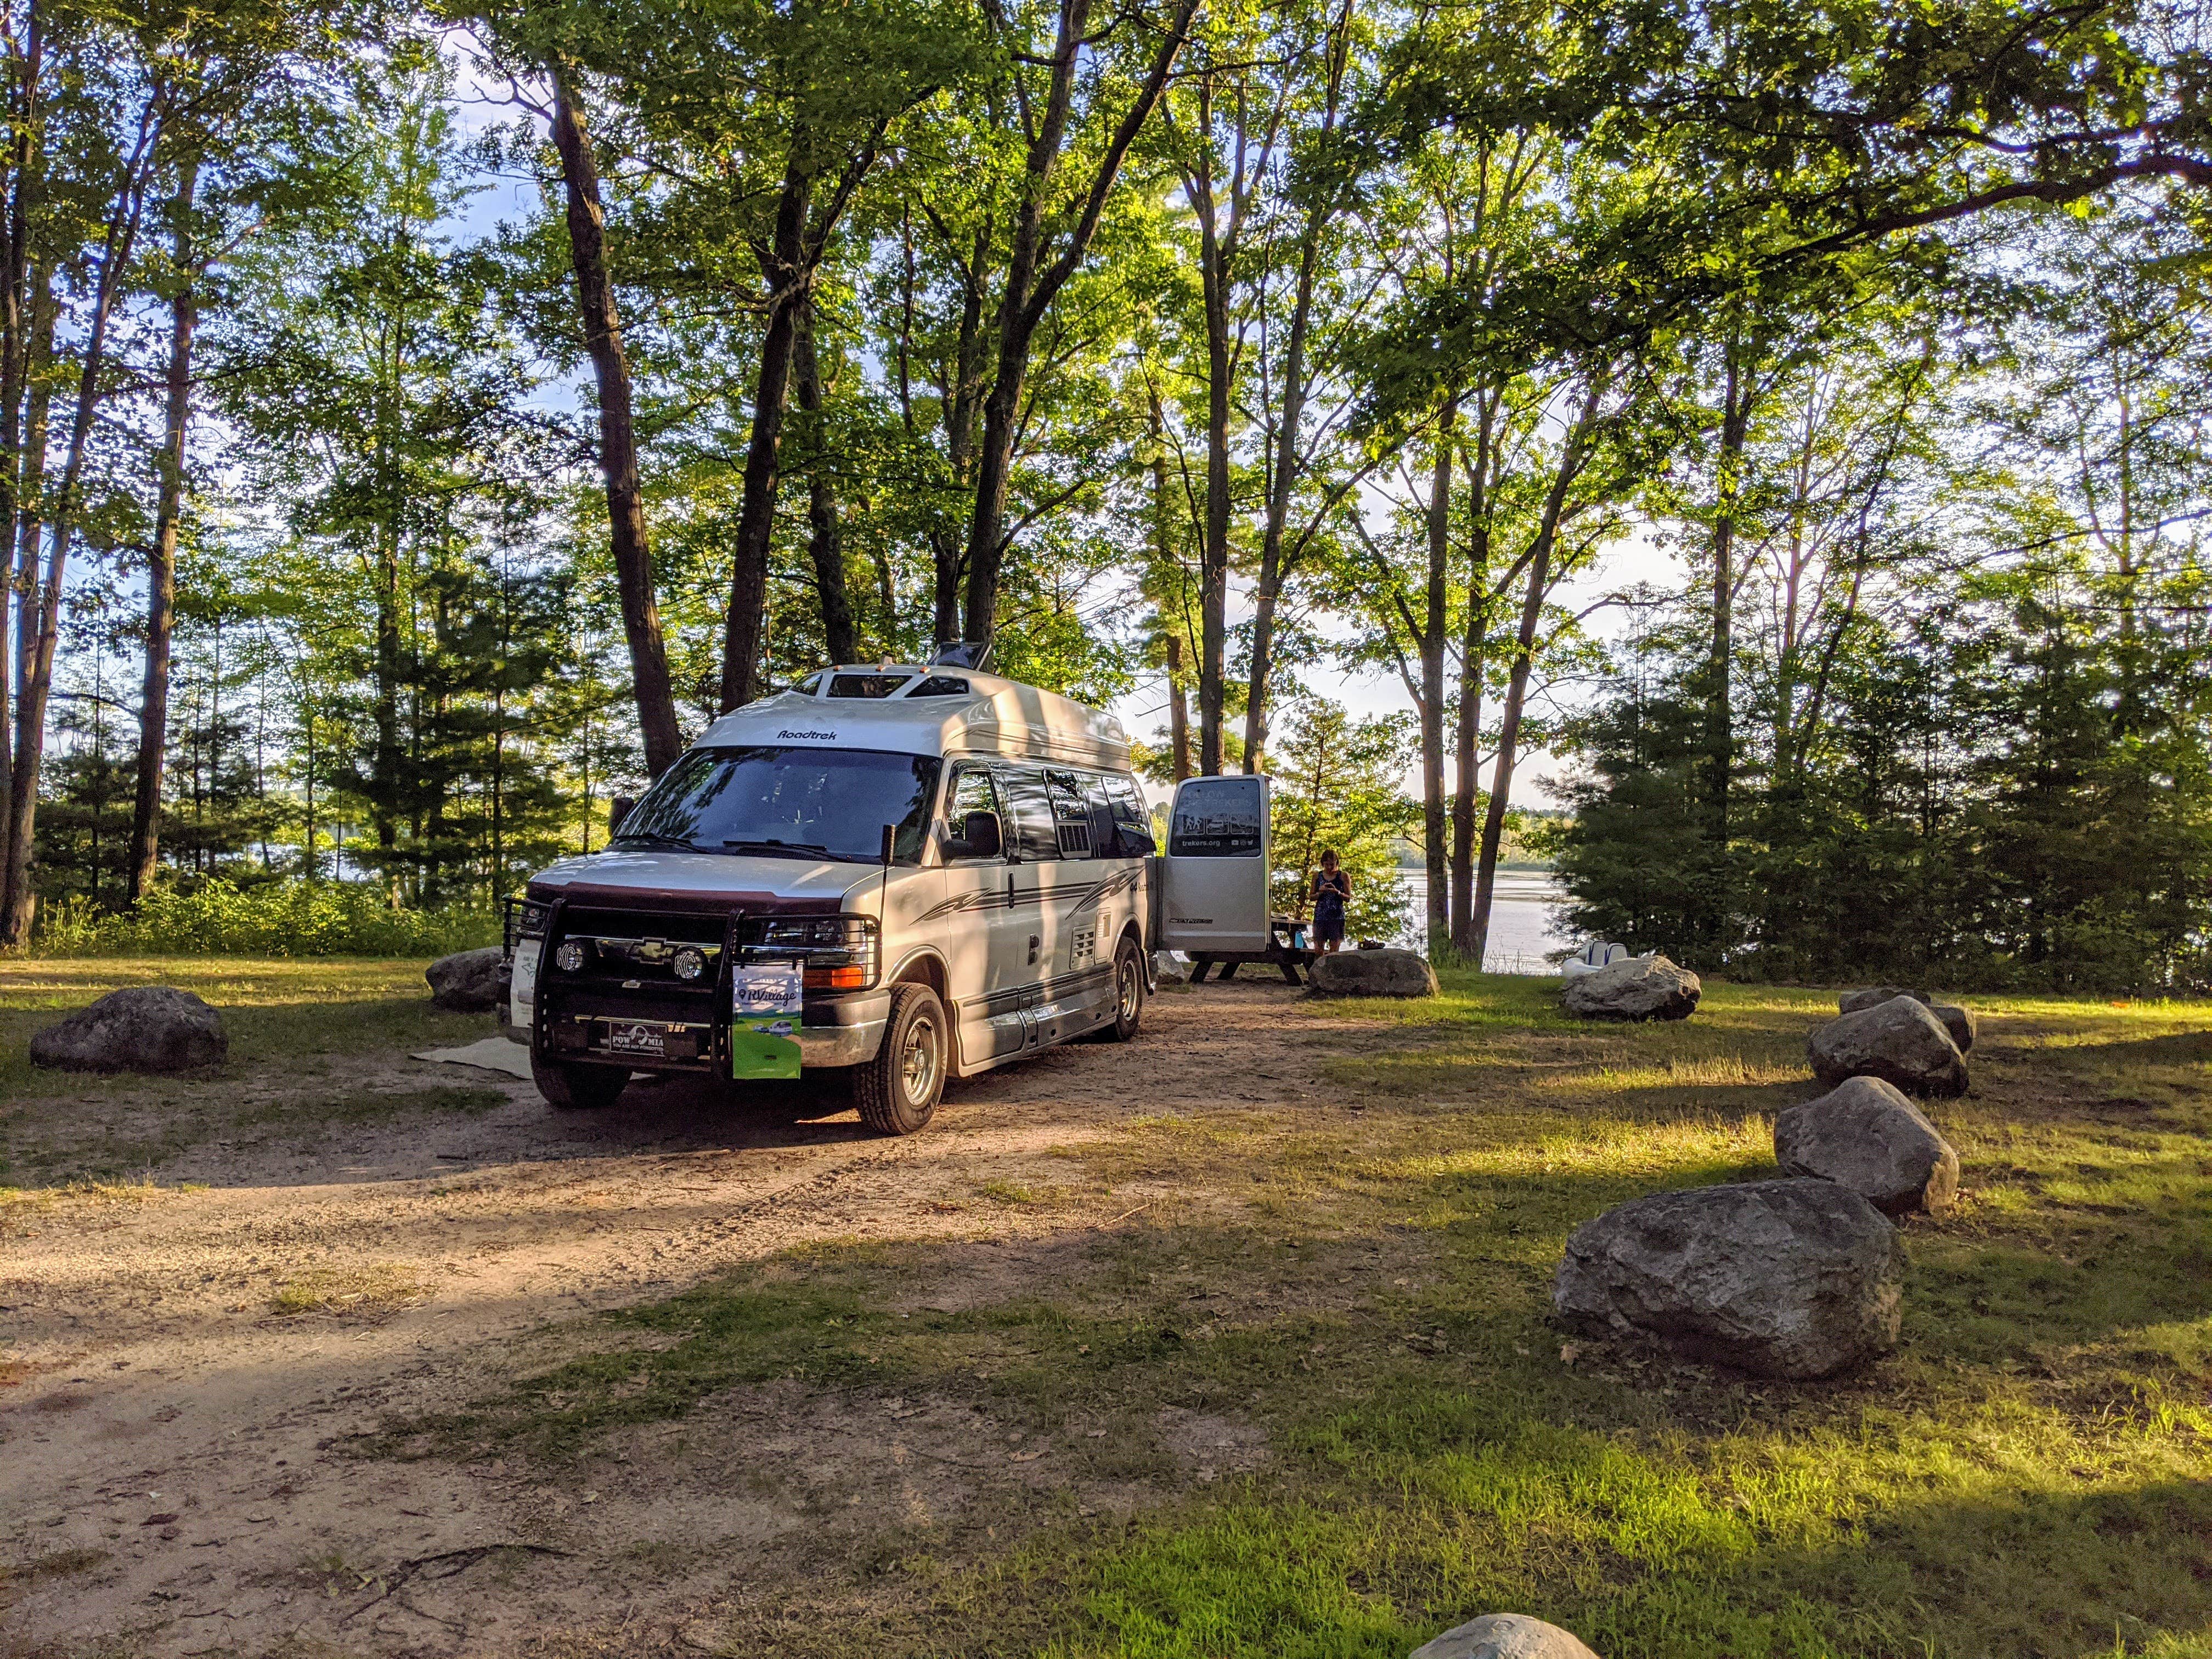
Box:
xmin=672 ymin=945 xmax=708 ymax=982
xmin=554 ymin=939 xmax=588 ymax=973
xmin=760 ymin=916 xmax=879 ymax=990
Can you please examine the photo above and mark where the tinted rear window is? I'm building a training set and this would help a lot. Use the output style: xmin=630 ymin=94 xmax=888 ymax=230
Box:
xmin=997 ymin=767 xmax=1062 ymax=861
xmin=1169 ymin=778 xmax=1262 ymax=856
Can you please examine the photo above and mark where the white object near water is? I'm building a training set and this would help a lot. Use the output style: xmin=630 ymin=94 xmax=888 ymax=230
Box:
xmin=1559 ymin=940 xmax=1650 ymax=981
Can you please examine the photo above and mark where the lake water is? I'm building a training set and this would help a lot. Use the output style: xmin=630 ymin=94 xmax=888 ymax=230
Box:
xmin=1389 ymin=868 xmax=1567 ymax=973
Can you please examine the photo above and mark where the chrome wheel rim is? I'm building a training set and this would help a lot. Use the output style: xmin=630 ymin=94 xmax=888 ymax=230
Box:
xmin=1118 ymin=958 xmax=1141 ymax=1022
xmin=901 ymin=1015 xmax=940 ymax=1102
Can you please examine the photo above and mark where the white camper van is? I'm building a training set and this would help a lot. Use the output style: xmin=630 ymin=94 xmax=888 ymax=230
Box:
xmin=506 ymin=662 xmax=1283 ymax=1135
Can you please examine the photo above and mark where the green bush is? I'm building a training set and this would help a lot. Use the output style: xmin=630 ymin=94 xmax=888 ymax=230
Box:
xmin=33 ymin=881 xmax=500 ymax=959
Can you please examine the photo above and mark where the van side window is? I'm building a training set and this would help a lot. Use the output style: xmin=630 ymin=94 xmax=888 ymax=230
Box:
xmin=997 ymin=767 xmax=1062 ymax=861
xmin=1045 ymin=770 xmax=1094 ymax=857
xmin=1103 ymin=775 xmax=1156 ymax=856
xmin=944 ymin=768 xmax=1001 ymax=861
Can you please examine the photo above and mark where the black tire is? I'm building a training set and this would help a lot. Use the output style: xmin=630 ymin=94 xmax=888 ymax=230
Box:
xmin=533 ymin=1054 xmax=630 ymax=1109
xmin=1100 ymin=935 xmax=1145 ymax=1041
xmin=853 ymin=983 xmax=947 ymax=1136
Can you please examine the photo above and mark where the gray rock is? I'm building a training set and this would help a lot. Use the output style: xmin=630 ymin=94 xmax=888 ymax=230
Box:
xmin=1775 ymin=1075 xmax=1960 ymax=1216
xmin=1553 ymin=1178 xmax=1903 ymax=1379
xmin=1561 ymin=953 xmax=1700 ymax=1022
xmin=1807 ymin=996 xmax=1967 ymax=1097
xmin=426 ymin=947 xmax=509 ymax=1013
xmin=1838 ymin=985 xmax=1975 ymax=1052
xmin=1839 ymin=984 xmax=1928 ymax=1015
xmin=1306 ymin=946 xmax=1438 ymax=998
xmin=29 ymin=986 xmax=228 ymax=1073
xmin=1410 ymin=1613 xmax=1602 ymax=1659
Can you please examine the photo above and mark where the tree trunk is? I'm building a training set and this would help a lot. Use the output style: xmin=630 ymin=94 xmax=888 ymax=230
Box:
xmin=0 ymin=3 xmax=45 ymax=876
xmin=958 ymin=0 xmax=1194 ymax=644
xmin=128 ymin=160 xmax=198 ymax=904
xmin=1706 ymin=343 xmax=1749 ymax=847
xmin=1242 ymin=6 xmax=1346 ymax=777
xmin=1468 ymin=381 xmax=1606 ymax=967
xmin=1190 ymin=94 xmax=1233 ymax=777
xmin=1166 ymin=633 xmax=1191 ymax=782
xmin=547 ymin=62 xmax=682 ymax=776
xmin=793 ymin=295 xmax=856 ymax=662
xmin=720 ymin=161 xmax=811 ymax=711
xmin=1419 ymin=399 xmax=1457 ymax=953
xmin=3 ymin=110 xmax=153 ymax=944
xmin=1448 ymin=391 xmax=1499 ymax=959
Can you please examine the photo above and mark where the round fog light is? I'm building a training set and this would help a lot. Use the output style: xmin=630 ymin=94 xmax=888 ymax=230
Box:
xmin=672 ymin=945 xmax=707 ymax=981
xmin=554 ymin=939 xmax=588 ymax=973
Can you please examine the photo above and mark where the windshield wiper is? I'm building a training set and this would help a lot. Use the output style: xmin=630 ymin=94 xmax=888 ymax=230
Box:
xmin=720 ymin=838 xmax=873 ymax=862
xmin=613 ymin=831 xmax=707 ymax=851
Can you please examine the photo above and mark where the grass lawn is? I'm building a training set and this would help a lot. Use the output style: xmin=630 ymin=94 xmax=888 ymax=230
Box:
xmin=0 ymin=956 xmax=496 ymax=1186
xmin=359 ymin=972 xmax=2212 ymax=1658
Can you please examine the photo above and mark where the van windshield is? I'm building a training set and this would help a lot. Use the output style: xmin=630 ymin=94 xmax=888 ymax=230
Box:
xmin=615 ymin=747 xmax=943 ymax=862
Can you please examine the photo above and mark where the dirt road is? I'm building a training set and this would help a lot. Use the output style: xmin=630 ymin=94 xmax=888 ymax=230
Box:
xmin=1 ymin=977 xmax=1353 ymax=1656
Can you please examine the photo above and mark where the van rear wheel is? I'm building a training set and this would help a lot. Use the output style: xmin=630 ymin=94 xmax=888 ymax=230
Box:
xmin=854 ymin=983 xmax=946 ymax=1136
xmin=1101 ymin=936 xmax=1144 ymax=1042
xmin=534 ymin=1055 xmax=629 ymax=1109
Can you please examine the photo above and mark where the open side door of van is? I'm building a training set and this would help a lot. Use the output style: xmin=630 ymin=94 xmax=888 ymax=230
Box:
xmin=1158 ymin=775 xmax=1272 ymax=956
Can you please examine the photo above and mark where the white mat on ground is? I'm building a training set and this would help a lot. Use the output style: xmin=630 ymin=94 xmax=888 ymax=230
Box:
xmin=413 ymin=1035 xmax=533 ymax=1080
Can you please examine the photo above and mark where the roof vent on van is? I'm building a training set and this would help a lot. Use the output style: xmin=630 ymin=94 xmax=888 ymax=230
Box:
xmin=828 ymin=672 xmax=914 ymax=698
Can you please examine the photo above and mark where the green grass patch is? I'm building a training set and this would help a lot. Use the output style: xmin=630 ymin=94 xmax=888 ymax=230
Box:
xmin=358 ymin=975 xmax=2212 ymax=1657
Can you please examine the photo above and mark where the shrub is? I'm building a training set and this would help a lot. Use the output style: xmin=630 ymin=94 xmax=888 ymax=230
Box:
xmin=33 ymin=881 xmax=499 ymax=959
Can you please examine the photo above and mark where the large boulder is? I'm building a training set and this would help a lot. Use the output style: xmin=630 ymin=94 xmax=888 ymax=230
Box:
xmin=30 ymin=986 xmax=228 ymax=1073
xmin=1808 ymin=997 xmax=1968 ymax=1097
xmin=1838 ymin=986 xmax=1976 ymax=1053
xmin=1307 ymin=946 xmax=1437 ymax=998
xmin=1561 ymin=954 xmax=1700 ymax=1022
xmin=426 ymin=947 xmax=510 ymax=1013
xmin=1775 ymin=1075 xmax=1960 ymax=1216
xmin=1411 ymin=1614 xmax=1601 ymax=1659
xmin=1552 ymin=1178 xmax=1903 ymax=1379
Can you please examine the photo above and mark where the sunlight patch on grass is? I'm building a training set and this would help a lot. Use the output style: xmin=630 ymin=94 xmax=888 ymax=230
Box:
xmin=269 ymin=1261 xmax=427 ymax=1317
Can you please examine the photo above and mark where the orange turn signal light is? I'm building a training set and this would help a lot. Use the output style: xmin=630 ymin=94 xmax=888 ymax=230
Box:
xmin=804 ymin=964 xmax=870 ymax=990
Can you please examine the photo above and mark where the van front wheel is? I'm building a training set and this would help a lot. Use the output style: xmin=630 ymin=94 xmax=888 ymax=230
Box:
xmin=534 ymin=1055 xmax=629 ymax=1109
xmin=854 ymin=983 xmax=946 ymax=1136
xmin=1101 ymin=936 xmax=1144 ymax=1042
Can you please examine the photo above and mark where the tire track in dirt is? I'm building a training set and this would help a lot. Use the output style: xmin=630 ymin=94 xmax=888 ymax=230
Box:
xmin=0 ymin=983 xmax=1357 ymax=1656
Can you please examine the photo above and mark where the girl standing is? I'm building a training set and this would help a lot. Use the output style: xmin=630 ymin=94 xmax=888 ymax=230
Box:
xmin=1311 ymin=849 xmax=1351 ymax=955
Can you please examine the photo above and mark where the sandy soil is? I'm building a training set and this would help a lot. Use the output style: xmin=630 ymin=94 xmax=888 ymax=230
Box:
xmin=0 ymin=978 xmax=1367 ymax=1657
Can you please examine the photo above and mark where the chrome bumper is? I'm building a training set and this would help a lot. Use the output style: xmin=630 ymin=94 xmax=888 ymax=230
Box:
xmin=795 ymin=1017 xmax=888 ymax=1068
xmin=511 ymin=992 xmax=888 ymax=1070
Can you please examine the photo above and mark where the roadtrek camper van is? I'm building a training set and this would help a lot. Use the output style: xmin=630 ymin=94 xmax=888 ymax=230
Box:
xmin=506 ymin=662 xmax=1276 ymax=1135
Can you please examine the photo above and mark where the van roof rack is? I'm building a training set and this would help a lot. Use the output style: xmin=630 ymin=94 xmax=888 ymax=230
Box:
xmin=928 ymin=640 xmax=993 ymax=672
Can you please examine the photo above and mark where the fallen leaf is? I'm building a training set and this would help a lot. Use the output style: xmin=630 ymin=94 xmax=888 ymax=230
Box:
xmin=1009 ymin=1449 xmax=1046 ymax=1463
xmin=1559 ymin=1343 xmax=1583 ymax=1365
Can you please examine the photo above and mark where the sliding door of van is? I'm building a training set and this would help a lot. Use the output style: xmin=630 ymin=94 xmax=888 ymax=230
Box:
xmin=1160 ymin=775 xmax=1271 ymax=956
xmin=940 ymin=763 xmax=1028 ymax=1067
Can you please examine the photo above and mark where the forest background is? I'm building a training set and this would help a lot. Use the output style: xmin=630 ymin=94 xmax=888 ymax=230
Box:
xmin=0 ymin=0 xmax=2204 ymax=990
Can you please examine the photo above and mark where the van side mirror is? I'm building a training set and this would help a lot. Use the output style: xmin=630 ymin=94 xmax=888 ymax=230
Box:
xmin=947 ymin=809 xmax=1002 ymax=860
xmin=608 ymin=795 xmax=637 ymax=837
